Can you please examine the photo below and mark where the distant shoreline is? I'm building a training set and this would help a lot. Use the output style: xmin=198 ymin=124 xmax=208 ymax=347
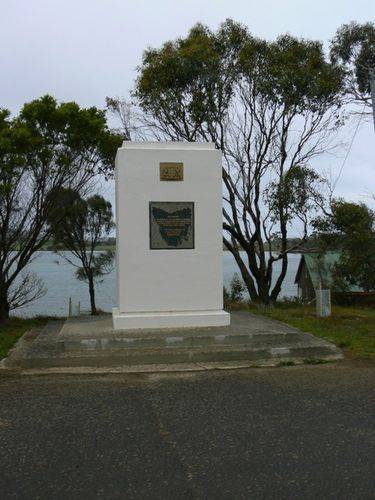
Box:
xmin=37 ymin=246 xmax=310 ymax=253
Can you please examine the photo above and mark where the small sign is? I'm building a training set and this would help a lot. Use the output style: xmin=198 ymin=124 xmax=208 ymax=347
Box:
xmin=149 ymin=201 xmax=194 ymax=250
xmin=159 ymin=162 xmax=183 ymax=181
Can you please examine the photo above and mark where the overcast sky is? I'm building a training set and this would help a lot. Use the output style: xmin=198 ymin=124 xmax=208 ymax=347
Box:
xmin=1 ymin=0 xmax=374 ymax=211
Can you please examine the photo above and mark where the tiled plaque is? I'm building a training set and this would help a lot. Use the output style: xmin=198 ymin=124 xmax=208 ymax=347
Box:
xmin=149 ymin=201 xmax=194 ymax=250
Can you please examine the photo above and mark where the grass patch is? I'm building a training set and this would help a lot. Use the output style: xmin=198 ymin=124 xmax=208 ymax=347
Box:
xmin=249 ymin=304 xmax=375 ymax=360
xmin=0 ymin=317 xmax=53 ymax=360
xmin=303 ymin=358 xmax=326 ymax=365
xmin=278 ymin=360 xmax=296 ymax=367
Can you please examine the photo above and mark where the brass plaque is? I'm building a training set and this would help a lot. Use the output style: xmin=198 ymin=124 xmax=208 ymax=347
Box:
xmin=159 ymin=162 xmax=183 ymax=181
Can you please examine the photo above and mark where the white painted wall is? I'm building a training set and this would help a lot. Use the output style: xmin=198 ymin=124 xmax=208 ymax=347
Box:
xmin=114 ymin=141 xmax=229 ymax=329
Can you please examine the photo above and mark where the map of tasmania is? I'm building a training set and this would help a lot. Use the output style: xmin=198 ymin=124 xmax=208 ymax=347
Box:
xmin=150 ymin=202 xmax=194 ymax=249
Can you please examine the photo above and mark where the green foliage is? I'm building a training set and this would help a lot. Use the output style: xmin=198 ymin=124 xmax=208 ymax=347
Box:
xmin=240 ymin=34 xmax=344 ymax=111
xmin=278 ymin=296 xmax=305 ymax=308
xmin=278 ymin=360 xmax=296 ymax=367
xmin=314 ymin=200 xmax=375 ymax=292
xmin=223 ymin=286 xmax=230 ymax=308
xmin=250 ymin=304 xmax=375 ymax=360
xmin=0 ymin=317 xmax=49 ymax=360
xmin=229 ymin=273 xmax=246 ymax=302
xmin=330 ymin=21 xmax=375 ymax=105
xmin=49 ymin=191 xmax=114 ymax=253
xmin=0 ymin=95 xmax=120 ymax=318
xmin=303 ymin=358 xmax=326 ymax=365
xmin=135 ymin=20 xmax=344 ymax=138
xmin=1 ymin=95 xmax=122 ymax=188
xmin=47 ymin=190 xmax=115 ymax=314
xmin=135 ymin=20 xmax=247 ymax=138
xmin=265 ymin=165 xmax=323 ymax=225
xmin=223 ymin=273 xmax=246 ymax=308
xmin=133 ymin=20 xmax=345 ymax=306
xmin=0 ymin=109 xmax=30 ymax=197
xmin=17 ymin=95 xmax=122 ymax=178
xmin=75 ymin=251 xmax=114 ymax=283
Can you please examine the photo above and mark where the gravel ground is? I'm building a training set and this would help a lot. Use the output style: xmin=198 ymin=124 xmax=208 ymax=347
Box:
xmin=0 ymin=361 xmax=374 ymax=499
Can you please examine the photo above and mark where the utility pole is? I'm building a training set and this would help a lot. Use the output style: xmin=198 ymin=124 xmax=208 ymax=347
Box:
xmin=370 ymin=68 xmax=375 ymax=133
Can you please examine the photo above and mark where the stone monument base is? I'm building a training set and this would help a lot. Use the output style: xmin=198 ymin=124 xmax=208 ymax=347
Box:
xmin=112 ymin=307 xmax=230 ymax=330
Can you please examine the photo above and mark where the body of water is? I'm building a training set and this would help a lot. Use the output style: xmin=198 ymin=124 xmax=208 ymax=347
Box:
xmin=13 ymin=251 xmax=301 ymax=317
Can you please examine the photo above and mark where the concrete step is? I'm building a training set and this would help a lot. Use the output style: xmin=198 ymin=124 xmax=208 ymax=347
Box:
xmin=59 ymin=331 xmax=318 ymax=352
xmin=3 ymin=313 xmax=343 ymax=372
xmin=18 ymin=341 xmax=342 ymax=369
xmin=2 ymin=321 xmax=64 ymax=369
xmin=1 ymin=327 xmax=43 ymax=366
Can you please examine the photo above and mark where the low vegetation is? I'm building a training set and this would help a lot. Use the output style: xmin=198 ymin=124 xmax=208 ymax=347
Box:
xmin=224 ymin=270 xmax=375 ymax=360
xmin=48 ymin=191 xmax=115 ymax=315
xmin=250 ymin=303 xmax=375 ymax=360
xmin=0 ymin=317 xmax=49 ymax=360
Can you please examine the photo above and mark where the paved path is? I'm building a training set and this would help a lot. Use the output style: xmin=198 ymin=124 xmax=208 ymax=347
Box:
xmin=0 ymin=362 xmax=374 ymax=499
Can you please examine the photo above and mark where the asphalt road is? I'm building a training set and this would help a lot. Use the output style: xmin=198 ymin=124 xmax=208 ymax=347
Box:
xmin=0 ymin=362 xmax=374 ymax=500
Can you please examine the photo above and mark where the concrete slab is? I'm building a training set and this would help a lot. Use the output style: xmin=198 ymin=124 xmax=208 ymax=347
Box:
xmin=57 ymin=311 xmax=308 ymax=340
xmin=2 ymin=312 xmax=343 ymax=373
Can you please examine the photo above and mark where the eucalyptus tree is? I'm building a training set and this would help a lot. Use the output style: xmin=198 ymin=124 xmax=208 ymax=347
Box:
xmin=330 ymin=21 xmax=375 ymax=115
xmin=48 ymin=191 xmax=115 ymax=315
xmin=0 ymin=95 xmax=121 ymax=319
xmin=106 ymin=97 xmax=141 ymax=140
xmin=130 ymin=20 xmax=345 ymax=305
xmin=314 ymin=200 xmax=375 ymax=293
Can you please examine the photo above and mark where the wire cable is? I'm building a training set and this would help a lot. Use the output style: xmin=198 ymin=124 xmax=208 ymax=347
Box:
xmin=333 ymin=106 xmax=366 ymax=190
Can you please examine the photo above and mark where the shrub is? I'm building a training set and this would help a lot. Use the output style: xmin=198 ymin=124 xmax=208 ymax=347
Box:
xmin=229 ymin=273 xmax=246 ymax=303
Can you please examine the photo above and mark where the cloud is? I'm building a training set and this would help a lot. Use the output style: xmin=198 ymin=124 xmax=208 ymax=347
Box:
xmin=1 ymin=0 xmax=374 ymax=207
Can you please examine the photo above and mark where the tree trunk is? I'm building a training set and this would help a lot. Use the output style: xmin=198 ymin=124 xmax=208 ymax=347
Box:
xmin=0 ymin=283 xmax=10 ymax=320
xmin=257 ymin=283 xmax=272 ymax=307
xmin=223 ymin=239 xmax=259 ymax=302
xmin=270 ymin=253 xmax=289 ymax=303
xmin=88 ymin=275 xmax=97 ymax=315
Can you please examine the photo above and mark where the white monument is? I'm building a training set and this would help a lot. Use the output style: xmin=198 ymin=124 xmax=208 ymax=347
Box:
xmin=112 ymin=141 xmax=230 ymax=330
